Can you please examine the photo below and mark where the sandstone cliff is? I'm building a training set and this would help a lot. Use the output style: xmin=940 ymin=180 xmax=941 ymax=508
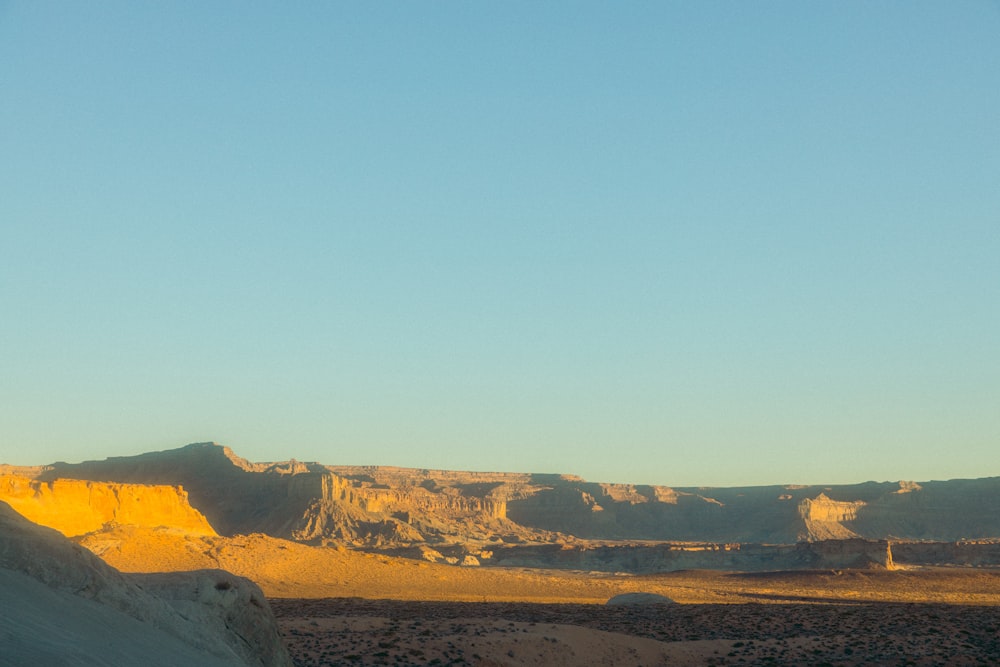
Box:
xmin=797 ymin=493 xmax=864 ymax=541
xmin=30 ymin=443 xmax=327 ymax=537
xmin=0 ymin=474 xmax=216 ymax=537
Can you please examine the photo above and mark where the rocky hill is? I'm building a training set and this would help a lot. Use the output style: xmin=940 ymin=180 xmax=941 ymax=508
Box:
xmin=12 ymin=442 xmax=999 ymax=551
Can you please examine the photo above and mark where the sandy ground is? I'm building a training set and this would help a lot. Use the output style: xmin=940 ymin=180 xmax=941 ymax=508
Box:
xmin=81 ymin=527 xmax=1000 ymax=604
xmin=272 ymin=598 xmax=1000 ymax=666
xmin=79 ymin=527 xmax=1000 ymax=664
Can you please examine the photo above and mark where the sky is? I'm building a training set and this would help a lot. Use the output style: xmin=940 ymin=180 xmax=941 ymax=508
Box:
xmin=1 ymin=2 xmax=998 ymax=487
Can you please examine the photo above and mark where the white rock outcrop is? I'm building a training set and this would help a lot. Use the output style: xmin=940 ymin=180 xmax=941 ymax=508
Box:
xmin=0 ymin=501 xmax=291 ymax=667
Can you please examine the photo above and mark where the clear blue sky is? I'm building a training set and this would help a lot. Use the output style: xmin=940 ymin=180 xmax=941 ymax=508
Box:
xmin=1 ymin=2 xmax=998 ymax=486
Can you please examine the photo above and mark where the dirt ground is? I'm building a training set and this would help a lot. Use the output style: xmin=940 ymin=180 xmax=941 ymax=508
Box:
xmin=272 ymin=598 xmax=1000 ymax=666
xmin=81 ymin=528 xmax=1000 ymax=664
xmin=269 ymin=568 xmax=1000 ymax=666
xmin=82 ymin=528 xmax=1000 ymax=604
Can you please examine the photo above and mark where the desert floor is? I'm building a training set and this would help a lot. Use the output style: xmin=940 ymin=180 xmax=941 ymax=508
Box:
xmin=79 ymin=529 xmax=1000 ymax=664
xmin=85 ymin=529 xmax=1000 ymax=604
xmin=273 ymin=598 xmax=1000 ymax=666
xmin=269 ymin=568 xmax=1000 ymax=666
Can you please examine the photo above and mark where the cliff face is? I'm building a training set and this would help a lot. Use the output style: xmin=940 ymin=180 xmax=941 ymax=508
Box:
xmin=296 ymin=469 xmax=526 ymax=545
xmin=892 ymin=540 xmax=1000 ymax=567
xmin=31 ymin=443 xmax=327 ymax=537
xmin=797 ymin=493 xmax=865 ymax=541
xmin=19 ymin=443 xmax=1000 ymax=548
xmin=0 ymin=474 xmax=216 ymax=537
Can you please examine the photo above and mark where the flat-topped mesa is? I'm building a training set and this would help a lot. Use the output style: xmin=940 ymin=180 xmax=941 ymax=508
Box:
xmin=797 ymin=493 xmax=865 ymax=541
xmin=799 ymin=493 xmax=865 ymax=523
xmin=0 ymin=475 xmax=216 ymax=538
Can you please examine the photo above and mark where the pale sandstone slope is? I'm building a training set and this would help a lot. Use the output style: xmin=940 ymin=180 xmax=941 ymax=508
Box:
xmin=0 ymin=502 xmax=291 ymax=667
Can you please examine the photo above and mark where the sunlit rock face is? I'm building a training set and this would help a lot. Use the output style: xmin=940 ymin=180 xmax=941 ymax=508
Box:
xmin=797 ymin=493 xmax=865 ymax=540
xmin=0 ymin=501 xmax=291 ymax=667
xmin=0 ymin=474 xmax=216 ymax=537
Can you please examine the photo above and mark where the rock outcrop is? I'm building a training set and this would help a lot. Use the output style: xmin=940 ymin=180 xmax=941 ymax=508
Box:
xmin=0 ymin=501 xmax=291 ymax=667
xmin=131 ymin=569 xmax=292 ymax=667
xmin=797 ymin=493 xmax=865 ymax=541
xmin=0 ymin=474 xmax=216 ymax=537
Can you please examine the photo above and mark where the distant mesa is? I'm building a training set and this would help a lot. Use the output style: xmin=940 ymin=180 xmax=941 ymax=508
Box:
xmin=2 ymin=441 xmax=999 ymax=573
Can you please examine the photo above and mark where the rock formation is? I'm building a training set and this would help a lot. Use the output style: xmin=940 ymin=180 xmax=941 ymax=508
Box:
xmin=0 ymin=474 xmax=216 ymax=537
xmin=892 ymin=540 xmax=1000 ymax=567
xmin=131 ymin=569 xmax=292 ymax=667
xmin=7 ymin=442 xmax=1000 ymax=555
xmin=797 ymin=493 xmax=864 ymax=540
xmin=0 ymin=501 xmax=292 ymax=667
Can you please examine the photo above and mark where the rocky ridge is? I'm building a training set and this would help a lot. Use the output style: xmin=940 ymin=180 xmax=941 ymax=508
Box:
xmin=22 ymin=442 xmax=1000 ymax=547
